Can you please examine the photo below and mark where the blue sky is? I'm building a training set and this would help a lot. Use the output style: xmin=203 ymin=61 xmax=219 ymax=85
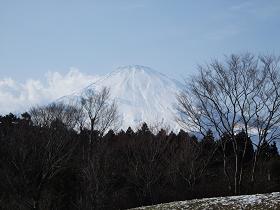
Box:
xmin=1 ymin=0 xmax=280 ymax=81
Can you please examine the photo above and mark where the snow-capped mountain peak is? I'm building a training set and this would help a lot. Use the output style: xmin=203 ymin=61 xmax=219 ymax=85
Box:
xmin=114 ymin=65 xmax=161 ymax=76
xmin=61 ymin=65 xmax=183 ymax=130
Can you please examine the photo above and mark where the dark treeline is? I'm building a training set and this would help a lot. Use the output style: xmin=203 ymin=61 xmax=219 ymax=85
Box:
xmin=0 ymin=113 xmax=279 ymax=210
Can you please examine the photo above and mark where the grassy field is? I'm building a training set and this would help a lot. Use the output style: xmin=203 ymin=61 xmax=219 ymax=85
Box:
xmin=130 ymin=192 xmax=280 ymax=210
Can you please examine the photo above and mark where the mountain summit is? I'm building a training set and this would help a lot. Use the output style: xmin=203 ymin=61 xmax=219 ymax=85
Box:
xmin=61 ymin=65 xmax=183 ymax=130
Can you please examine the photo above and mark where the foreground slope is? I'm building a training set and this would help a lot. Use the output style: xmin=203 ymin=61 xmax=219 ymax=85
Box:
xmin=131 ymin=192 xmax=280 ymax=210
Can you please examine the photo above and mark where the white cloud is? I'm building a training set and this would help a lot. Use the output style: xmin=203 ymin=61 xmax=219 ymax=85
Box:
xmin=0 ymin=68 xmax=99 ymax=114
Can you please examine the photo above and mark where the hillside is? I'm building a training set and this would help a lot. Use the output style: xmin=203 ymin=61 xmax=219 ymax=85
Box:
xmin=131 ymin=192 xmax=280 ymax=210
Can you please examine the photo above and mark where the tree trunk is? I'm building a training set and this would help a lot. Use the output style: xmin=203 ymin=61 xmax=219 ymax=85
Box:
xmin=90 ymin=119 xmax=94 ymax=144
xmin=223 ymin=153 xmax=232 ymax=192
xmin=232 ymin=138 xmax=239 ymax=195
xmin=268 ymin=169 xmax=271 ymax=182
xmin=33 ymin=199 xmax=39 ymax=210
xmin=238 ymin=135 xmax=248 ymax=195
xmin=234 ymin=153 xmax=238 ymax=195
xmin=251 ymin=151 xmax=258 ymax=183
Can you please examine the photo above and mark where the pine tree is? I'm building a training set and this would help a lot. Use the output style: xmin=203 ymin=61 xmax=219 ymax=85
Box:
xmin=126 ymin=126 xmax=134 ymax=136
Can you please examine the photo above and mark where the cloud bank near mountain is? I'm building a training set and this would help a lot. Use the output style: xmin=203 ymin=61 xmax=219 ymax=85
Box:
xmin=0 ymin=68 xmax=99 ymax=114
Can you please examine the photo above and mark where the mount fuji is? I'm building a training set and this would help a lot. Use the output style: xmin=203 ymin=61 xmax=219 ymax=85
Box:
xmin=59 ymin=65 xmax=184 ymax=130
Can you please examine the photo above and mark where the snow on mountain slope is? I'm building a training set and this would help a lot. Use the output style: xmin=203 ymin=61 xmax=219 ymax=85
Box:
xmin=59 ymin=65 xmax=183 ymax=130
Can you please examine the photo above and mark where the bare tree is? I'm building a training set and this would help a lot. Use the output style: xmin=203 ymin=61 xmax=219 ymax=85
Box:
xmin=124 ymin=131 xmax=170 ymax=204
xmin=146 ymin=119 xmax=171 ymax=134
xmin=76 ymin=141 xmax=111 ymax=210
xmin=175 ymin=134 xmax=218 ymax=192
xmin=1 ymin=118 xmax=77 ymax=210
xmin=30 ymin=102 xmax=80 ymax=129
xmin=176 ymin=53 xmax=280 ymax=194
xmin=250 ymin=55 xmax=280 ymax=183
xmin=80 ymin=87 xmax=121 ymax=142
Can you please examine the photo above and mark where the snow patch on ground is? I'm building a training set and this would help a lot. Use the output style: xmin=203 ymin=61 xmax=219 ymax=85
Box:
xmin=131 ymin=192 xmax=280 ymax=210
